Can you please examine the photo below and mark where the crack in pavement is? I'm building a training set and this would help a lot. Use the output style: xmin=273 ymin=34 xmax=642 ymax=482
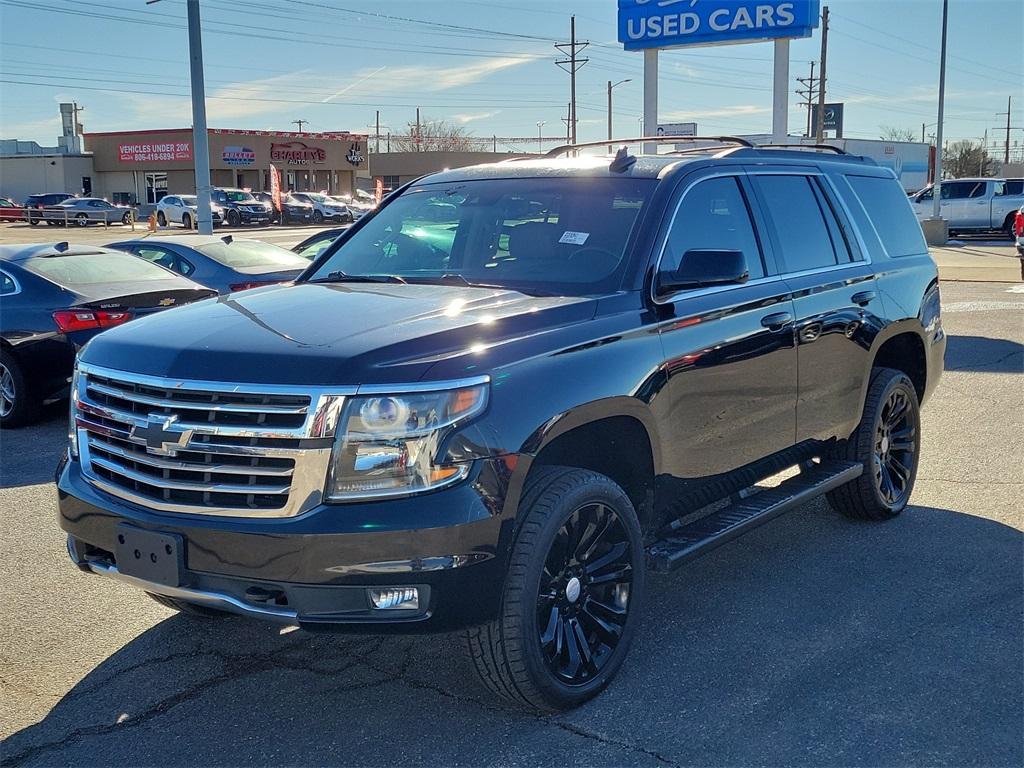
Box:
xmin=946 ymin=350 xmax=1024 ymax=372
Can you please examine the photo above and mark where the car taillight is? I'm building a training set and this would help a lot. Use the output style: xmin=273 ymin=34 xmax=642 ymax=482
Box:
xmin=53 ymin=309 xmax=133 ymax=333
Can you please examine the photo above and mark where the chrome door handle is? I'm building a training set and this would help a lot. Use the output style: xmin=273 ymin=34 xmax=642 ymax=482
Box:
xmin=761 ymin=312 xmax=792 ymax=329
xmin=851 ymin=291 xmax=876 ymax=306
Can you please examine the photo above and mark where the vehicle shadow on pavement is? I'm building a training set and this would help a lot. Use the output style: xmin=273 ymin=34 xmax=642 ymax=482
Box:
xmin=0 ymin=405 xmax=66 ymax=489
xmin=944 ymin=335 xmax=1024 ymax=374
xmin=3 ymin=500 xmax=1021 ymax=767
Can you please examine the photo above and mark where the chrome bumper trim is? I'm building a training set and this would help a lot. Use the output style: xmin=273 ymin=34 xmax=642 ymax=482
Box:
xmin=83 ymin=559 xmax=299 ymax=624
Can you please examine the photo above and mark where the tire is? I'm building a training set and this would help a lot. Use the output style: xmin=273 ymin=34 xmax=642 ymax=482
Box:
xmin=182 ymin=213 xmax=192 ymax=230
xmin=157 ymin=211 xmax=167 ymax=227
xmin=1004 ymin=215 xmax=1017 ymax=241
xmin=75 ymin=213 xmax=89 ymax=227
xmin=466 ymin=466 xmax=645 ymax=711
xmin=122 ymin=211 xmax=132 ymax=225
xmin=226 ymin=209 xmax=240 ymax=227
xmin=313 ymin=210 xmax=324 ymax=224
xmin=0 ymin=350 xmax=42 ymax=428
xmin=28 ymin=216 xmax=39 ymax=226
xmin=146 ymin=592 xmax=230 ymax=618
xmin=827 ymin=368 xmax=921 ymax=520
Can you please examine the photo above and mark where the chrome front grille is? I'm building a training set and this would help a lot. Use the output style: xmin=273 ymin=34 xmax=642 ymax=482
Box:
xmin=74 ymin=364 xmax=351 ymax=518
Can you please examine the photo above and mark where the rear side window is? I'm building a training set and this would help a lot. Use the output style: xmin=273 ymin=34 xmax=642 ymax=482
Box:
xmin=753 ymin=175 xmax=839 ymax=272
xmin=0 ymin=270 xmax=18 ymax=295
xmin=846 ymin=175 xmax=927 ymax=258
xmin=1000 ymin=180 xmax=1023 ymax=196
xmin=195 ymin=240 xmax=308 ymax=269
xmin=24 ymin=252 xmax=177 ymax=285
xmin=661 ymin=176 xmax=765 ymax=280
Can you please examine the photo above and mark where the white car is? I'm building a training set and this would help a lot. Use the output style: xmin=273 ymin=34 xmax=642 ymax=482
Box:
xmin=157 ymin=195 xmax=223 ymax=229
xmin=290 ymin=192 xmax=352 ymax=224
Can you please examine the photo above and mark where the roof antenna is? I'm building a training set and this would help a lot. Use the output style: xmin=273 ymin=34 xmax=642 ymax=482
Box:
xmin=609 ymin=145 xmax=636 ymax=173
xmin=221 ymin=234 xmax=233 ymax=244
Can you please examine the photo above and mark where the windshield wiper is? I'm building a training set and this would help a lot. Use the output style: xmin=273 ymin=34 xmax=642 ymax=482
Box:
xmin=310 ymin=271 xmax=407 ymax=284
xmin=404 ymin=274 xmax=555 ymax=297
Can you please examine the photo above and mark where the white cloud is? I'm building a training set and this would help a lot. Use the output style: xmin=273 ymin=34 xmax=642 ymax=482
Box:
xmin=350 ymin=55 xmax=543 ymax=95
xmin=452 ymin=111 xmax=500 ymax=124
xmin=661 ymin=104 xmax=770 ymax=121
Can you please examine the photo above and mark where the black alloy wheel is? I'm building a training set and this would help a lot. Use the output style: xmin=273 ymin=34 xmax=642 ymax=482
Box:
xmin=827 ymin=367 xmax=920 ymax=520
xmin=873 ymin=387 xmax=916 ymax=507
xmin=157 ymin=211 xmax=167 ymax=227
xmin=537 ymin=502 xmax=634 ymax=686
xmin=466 ymin=467 xmax=644 ymax=711
xmin=182 ymin=213 xmax=192 ymax=229
xmin=226 ymin=209 xmax=240 ymax=227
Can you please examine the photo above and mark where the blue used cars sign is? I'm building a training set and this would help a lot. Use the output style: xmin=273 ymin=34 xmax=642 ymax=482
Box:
xmin=618 ymin=0 xmax=820 ymax=51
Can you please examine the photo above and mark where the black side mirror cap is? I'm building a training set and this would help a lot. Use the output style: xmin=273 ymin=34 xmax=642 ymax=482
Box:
xmin=658 ymin=249 xmax=750 ymax=295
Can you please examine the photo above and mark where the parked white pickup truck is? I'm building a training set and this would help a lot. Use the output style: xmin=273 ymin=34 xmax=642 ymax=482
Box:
xmin=910 ymin=178 xmax=1024 ymax=238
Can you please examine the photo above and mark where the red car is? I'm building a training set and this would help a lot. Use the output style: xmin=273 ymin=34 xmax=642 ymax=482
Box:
xmin=0 ymin=197 xmax=25 ymax=222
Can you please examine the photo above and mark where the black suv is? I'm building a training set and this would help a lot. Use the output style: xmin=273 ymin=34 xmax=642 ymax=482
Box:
xmin=211 ymin=188 xmax=272 ymax=227
xmin=57 ymin=138 xmax=945 ymax=711
xmin=24 ymin=193 xmax=75 ymax=225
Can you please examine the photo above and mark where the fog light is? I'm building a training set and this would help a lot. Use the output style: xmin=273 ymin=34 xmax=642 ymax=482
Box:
xmin=368 ymin=587 xmax=419 ymax=610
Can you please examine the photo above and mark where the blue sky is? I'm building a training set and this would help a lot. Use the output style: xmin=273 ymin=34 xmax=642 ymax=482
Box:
xmin=0 ymin=0 xmax=1020 ymax=153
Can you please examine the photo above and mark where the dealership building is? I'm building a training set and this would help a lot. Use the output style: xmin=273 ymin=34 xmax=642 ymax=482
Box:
xmin=82 ymin=128 xmax=368 ymax=205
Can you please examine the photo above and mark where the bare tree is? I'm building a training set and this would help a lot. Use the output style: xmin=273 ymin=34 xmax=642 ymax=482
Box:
xmin=942 ymin=139 xmax=998 ymax=178
xmin=390 ymin=119 xmax=482 ymax=152
xmin=879 ymin=125 xmax=918 ymax=142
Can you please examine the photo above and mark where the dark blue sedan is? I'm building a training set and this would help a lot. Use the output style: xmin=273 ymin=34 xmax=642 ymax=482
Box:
xmin=107 ymin=235 xmax=311 ymax=294
xmin=0 ymin=243 xmax=214 ymax=427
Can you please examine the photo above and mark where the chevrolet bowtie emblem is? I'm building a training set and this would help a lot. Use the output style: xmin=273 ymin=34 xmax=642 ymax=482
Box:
xmin=158 ymin=298 xmax=175 ymax=306
xmin=130 ymin=415 xmax=193 ymax=456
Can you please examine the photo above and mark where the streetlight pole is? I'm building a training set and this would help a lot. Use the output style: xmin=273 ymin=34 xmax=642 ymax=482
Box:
xmin=607 ymin=78 xmax=631 ymax=152
xmin=536 ymin=121 xmax=546 ymax=154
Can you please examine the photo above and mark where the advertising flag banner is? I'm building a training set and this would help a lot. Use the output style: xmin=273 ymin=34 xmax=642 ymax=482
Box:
xmin=375 ymin=177 xmax=384 ymax=205
xmin=270 ymin=164 xmax=282 ymax=212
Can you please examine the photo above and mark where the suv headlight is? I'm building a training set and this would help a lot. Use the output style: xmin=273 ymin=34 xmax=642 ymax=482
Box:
xmin=326 ymin=383 xmax=488 ymax=501
xmin=68 ymin=365 xmax=80 ymax=458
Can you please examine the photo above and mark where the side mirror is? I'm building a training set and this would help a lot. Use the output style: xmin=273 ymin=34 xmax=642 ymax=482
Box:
xmin=658 ymin=249 xmax=749 ymax=295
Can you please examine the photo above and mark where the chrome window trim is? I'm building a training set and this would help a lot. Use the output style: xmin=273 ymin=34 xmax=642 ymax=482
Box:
xmin=0 ymin=268 xmax=21 ymax=297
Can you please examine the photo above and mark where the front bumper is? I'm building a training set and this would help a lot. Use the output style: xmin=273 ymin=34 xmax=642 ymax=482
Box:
xmin=58 ymin=455 xmax=514 ymax=632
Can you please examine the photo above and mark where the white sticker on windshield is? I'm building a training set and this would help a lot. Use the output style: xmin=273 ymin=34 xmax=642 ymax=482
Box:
xmin=559 ymin=231 xmax=590 ymax=245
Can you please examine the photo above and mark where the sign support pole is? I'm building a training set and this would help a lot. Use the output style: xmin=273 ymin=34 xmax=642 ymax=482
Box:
xmin=186 ymin=0 xmax=213 ymax=235
xmin=643 ymin=48 xmax=658 ymax=154
xmin=771 ymin=38 xmax=790 ymax=143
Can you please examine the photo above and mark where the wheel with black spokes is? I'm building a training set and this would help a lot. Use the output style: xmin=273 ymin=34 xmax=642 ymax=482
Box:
xmin=466 ymin=467 xmax=644 ymax=711
xmin=828 ymin=367 xmax=921 ymax=520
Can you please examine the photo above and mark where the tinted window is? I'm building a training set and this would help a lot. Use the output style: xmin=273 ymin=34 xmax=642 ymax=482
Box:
xmin=754 ymin=175 xmax=839 ymax=272
xmin=846 ymin=175 xmax=928 ymax=258
xmin=660 ymin=176 xmax=764 ymax=280
xmin=24 ymin=252 xmax=177 ymax=285
xmin=0 ymin=270 xmax=17 ymax=295
xmin=163 ymin=196 xmax=178 ymax=206
xmin=942 ymin=181 xmax=985 ymax=200
xmin=810 ymin=178 xmax=854 ymax=262
xmin=309 ymin=178 xmax=655 ymax=295
xmin=194 ymin=240 xmax=308 ymax=269
xmin=295 ymin=234 xmax=338 ymax=260
xmin=1000 ymin=180 xmax=1023 ymax=196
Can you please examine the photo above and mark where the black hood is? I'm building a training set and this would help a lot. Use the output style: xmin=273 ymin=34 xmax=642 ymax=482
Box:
xmin=80 ymin=282 xmax=595 ymax=385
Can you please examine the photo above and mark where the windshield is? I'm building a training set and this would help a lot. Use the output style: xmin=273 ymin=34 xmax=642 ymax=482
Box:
xmin=180 ymin=195 xmax=197 ymax=205
xmin=304 ymin=193 xmax=328 ymax=203
xmin=307 ymin=177 xmax=654 ymax=296
xmin=219 ymin=190 xmax=256 ymax=203
xmin=25 ymin=252 xmax=176 ymax=285
xmin=195 ymin=240 xmax=309 ymax=269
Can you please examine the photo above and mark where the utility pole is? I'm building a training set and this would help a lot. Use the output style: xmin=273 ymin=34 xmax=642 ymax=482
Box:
xmin=607 ymin=79 xmax=631 ymax=151
xmin=980 ymin=129 xmax=988 ymax=176
xmin=375 ymin=110 xmax=380 ymax=153
xmin=922 ymin=123 xmax=926 ymax=143
xmin=998 ymin=95 xmax=1013 ymax=164
xmin=292 ymin=119 xmax=308 ymax=132
xmin=814 ymin=6 xmax=830 ymax=143
xmin=561 ymin=102 xmax=572 ymax=142
xmin=796 ymin=61 xmax=818 ymax=138
xmin=555 ymin=15 xmax=589 ymax=145
xmin=415 ymin=107 xmax=421 ymax=152
xmin=536 ymin=121 xmax=546 ymax=154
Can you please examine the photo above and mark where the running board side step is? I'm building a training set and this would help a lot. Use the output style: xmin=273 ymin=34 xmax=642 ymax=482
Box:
xmin=647 ymin=461 xmax=863 ymax=573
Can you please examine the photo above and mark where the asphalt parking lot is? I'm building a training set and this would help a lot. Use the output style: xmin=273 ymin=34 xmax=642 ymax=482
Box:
xmin=0 ymin=281 xmax=1021 ymax=767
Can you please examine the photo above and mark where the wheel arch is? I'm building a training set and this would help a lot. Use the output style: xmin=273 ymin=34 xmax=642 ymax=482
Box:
xmin=869 ymin=324 xmax=928 ymax=401
xmin=516 ymin=398 xmax=661 ymax=531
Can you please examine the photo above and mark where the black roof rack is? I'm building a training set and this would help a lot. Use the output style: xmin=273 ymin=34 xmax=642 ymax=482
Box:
xmin=544 ymin=135 xmax=754 ymax=158
xmin=756 ymin=143 xmax=848 ymax=154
